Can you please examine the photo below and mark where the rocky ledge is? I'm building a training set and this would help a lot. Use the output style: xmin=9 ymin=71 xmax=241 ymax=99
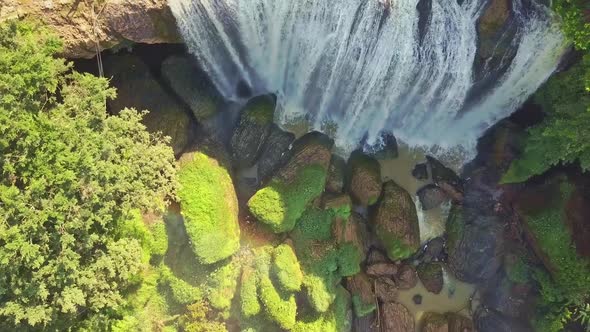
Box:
xmin=0 ymin=0 xmax=179 ymax=58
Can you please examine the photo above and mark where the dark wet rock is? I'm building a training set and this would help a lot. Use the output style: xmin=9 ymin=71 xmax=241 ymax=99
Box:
xmin=375 ymin=277 xmax=398 ymax=303
xmin=372 ymin=181 xmax=420 ymax=261
xmin=420 ymin=312 xmax=448 ymax=332
xmin=412 ymin=162 xmax=429 ymax=180
xmin=326 ymin=155 xmax=347 ymax=193
xmin=366 ymin=263 xmax=398 ymax=278
xmin=394 ymin=264 xmax=418 ymax=290
xmin=480 ymin=274 xmax=532 ymax=319
xmin=427 ymin=156 xmax=464 ymax=202
xmin=380 ymin=303 xmax=414 ymax=332
xmin=235 ymin=175 xmax=258 ymax=202
xmin=276 ymin=131 xmax=333 ymax=183
xmin=161 ymin=55 xmax=221 ymax=121
xmin=474 ymin=307 xmax=533 ymax=332
xmin=417 ymin=263 xmax=444 ymax=294
xmin=448 ymin=313 xmax=474 ymax=332
xmin=348 ymin=151 xmax=382 ymax=206
xmin=229 ymin=95 xmax=274 ymax=168
xmin=257 ymin=124 xmax=294 ymax=182
xmin=416 ymin=237 xmax=446 ymax=264
xmin=413 ymin=294 xmax=423 ymax=305
xmin=353 ymin=311 xmax=379 ymax=332
xmin=104 ymin=54 xmax=193 ymax=156
xmin=446 ymin=204 xmax=504 ymax=283
xmin=364 ymin=131 xmax=399 ymax=159
xmin=366 ymin=249 xmax=390 ymax=266
xmin=417 ymin=184 xmax=449 ymax=210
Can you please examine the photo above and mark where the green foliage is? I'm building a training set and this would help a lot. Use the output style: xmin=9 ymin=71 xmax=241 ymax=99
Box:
xmin=0 ymin=20 xmax=176 ymax=328
xmin=506 ymin=257 xmax=531 ymax=284
xmin=292 ymin=285 xmax=352 ymax=332
xmin=160 ymin=265 xmax=203 ymax=305
xmin=271 ymin=244 xmax=303 ymax=292
xmin=243 ymin=96 xmax=275 ymax=125
xmin=527 ymin=183 xmax=590 ymax=331
xmin=179 ymin=301 xmax=228 ymax=332
xmin=377 ymin=231 xmax=417 ymax=262
xmin=178 ymin=152 xmax=240 ymax=264
xmin=239 ymin=265 xmax=261 ymax=318
xmin=248 ymin=165 xmax=327 ymax=233
xmin=149 ymin=221 xmax=169 ymax=259
xmin=336 ymin=243 xmax=362 ymax=277
xmin=553 ymin=0 xmax=590 ymax=51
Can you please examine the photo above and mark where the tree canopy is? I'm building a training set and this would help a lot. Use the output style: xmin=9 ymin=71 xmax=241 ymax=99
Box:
xmin=0 ymin=20 xmax=176 ymax=329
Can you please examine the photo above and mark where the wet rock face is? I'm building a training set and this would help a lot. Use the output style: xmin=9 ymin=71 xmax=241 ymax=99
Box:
xmin=427 ymin=156 xmax=464 ymax=202
xmin=380 ymin=303 xmax=415 ymax=332
xmin=366 ymin=263 xmax=398 ymax=278
xmin=474 ymin=307 xmax=533 ymax=332
xmin=1 ymin=0 xmax=180 ymax=58
xmin=416 ymin=237 xmax=446 ymax=264
xmin=161 ymin=55 xmax=220 ymax=122
xmin=412 ymin=162 xmax=429 ymax=181
xmin=326 ymin=155 xmax=347 ymax=193
xmin=229 ymin=96 xmax=275 ymax=168
xmin=417 ymin=263 xmax=444 ymax=294
xmin=104 ymin=54 xmax=193 ymax=156
xmin=256 ymin=124 xmax=294 ymax=182
xmin=417 ymin=184 xmax=448 ymax=210
xmin=347 ymin=151 xmax=382 ymax=206
xmin=372 ymin=181 xmax=420 ymax=261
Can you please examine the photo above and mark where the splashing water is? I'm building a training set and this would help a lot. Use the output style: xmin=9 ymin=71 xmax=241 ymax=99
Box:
xmin=169 ymin=0 xmax=566 ymax=157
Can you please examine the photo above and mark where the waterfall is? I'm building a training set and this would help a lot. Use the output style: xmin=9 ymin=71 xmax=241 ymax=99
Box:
xmin=169 ymin=0 xmax=566 ymax=157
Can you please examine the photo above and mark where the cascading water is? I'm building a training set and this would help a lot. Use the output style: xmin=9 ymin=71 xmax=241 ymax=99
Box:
xmin=169 ymin=0 xmax=566 ymax=157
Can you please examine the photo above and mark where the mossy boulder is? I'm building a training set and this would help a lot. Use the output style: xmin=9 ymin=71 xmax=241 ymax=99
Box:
xmin=248 ymin=132 xmax=332 ymax=233
xmin=326 ymin=155 xmax=346 ymax=193
xmin=345 ymin=273 xmax=376 ymax=318
xmin=104 ymin=54 xmax=193 ymax=156
xmin=371 ymin=180 xmax=420 ymax=261
xmin=230 ymin=95 xmax=275 ymax=168
xmin=417 ymin=263 xmax=444 ymax=295
xmin=177 ymin=150 xmax=240 ymax=264
xmin=421 ymin=312 xmax=473 ymax=332
xmin=271 ymin=244 xmax=303 ymax=292
xmin=347 ymin=151 xmax=382 ymax=206
xmin=380 ymin=303 xmax=414 ymax=332
xmin=161 ymin=55 xmax=220 ymax=121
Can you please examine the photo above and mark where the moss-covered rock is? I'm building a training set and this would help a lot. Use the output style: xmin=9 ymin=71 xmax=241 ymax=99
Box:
xmin=230 ymin=95 xmax=275 ymax=167
xmin=380 ymin=303 xmax=414 ymax=332
xmin=326 ymin=155 xmax=346 ymax=193
xmin=178 ymin=151 xmax=240 ymax=264
xmin=371 ymin=180 xmax=420 ymax=261
xmin=292 ymin=285 xmax=353 ymax=332
xmin=347 ymin=151 xmax=382 ymax=206
xmin=257 ymin=124 xmax=295 ymax=182
xmin=346 ymin=273 xmax=376 ymax=317
xmin=271 ymin=244 xmax=303 ymax=292
xmin=417 ymin=263 xmax=444 ymax=295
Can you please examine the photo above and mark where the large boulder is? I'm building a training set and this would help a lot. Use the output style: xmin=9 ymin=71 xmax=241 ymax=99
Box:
xmin=177 ymin=146 xmax=240 ymax=264
xmin=374 ymin=277 xmax=398 ymax=303
xmin=371 ymin=181 xmax=420 ymax=261
xmin=394 ymin=264 xmax=418 ymax=290
xmin=417 ymin=263 xmax=444 ymax=294
xmin=257 ymin=124 xmax=295 ymax=182
xmin=473 ymin=307 xmax=532 ymax=332
xmin=417 ymin=184 xmax=449 ymax=210
xmin=420 ymin=312 xmax=474 ymax=332
xmin=446 ymin=204 xmax=504 ymax=283
xmin=276 ymin=131 xmax=333 ymax=183
xmin=380 ymin=303 xmax=414 ymax=332
xmin=104 ymin=54 xmax=193 ymax=156
xmin=161 ymin=55 xmax=221 ymax=122
xmin=346 ymin=273 xmax=376 ymax=318
xmin=1 ymin=0 xmax=180 ymax=58
xmin=230 ymin=95 xmax=275 ymax=168
xmin=427 ymin=156 xmax=463 ymax=202
xmin=347 ymin=151 xmax=382 ymax=206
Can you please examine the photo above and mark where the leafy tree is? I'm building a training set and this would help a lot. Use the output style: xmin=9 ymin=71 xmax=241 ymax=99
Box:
xmin=0 ymin=20 xmax=176 ymax=329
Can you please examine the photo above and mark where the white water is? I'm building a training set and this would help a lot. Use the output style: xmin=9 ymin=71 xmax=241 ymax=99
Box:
xmin=169 ymin=0 xmax=565 ymax=156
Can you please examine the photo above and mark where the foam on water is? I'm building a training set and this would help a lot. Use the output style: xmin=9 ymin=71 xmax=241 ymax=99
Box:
xmin=169 ymin=0 xmax=565 ymax=157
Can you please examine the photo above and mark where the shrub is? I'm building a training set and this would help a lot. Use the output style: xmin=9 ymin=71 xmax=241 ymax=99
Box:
xmin=179 ymin=301 xmax=227 ymax=332
xmin=292 ymin=285 xmax=352 ymax=332
xmin=239 ymin=265 xmax=261 ymax=318
xmin=271 ymin=244 xmax=304 ymax=292
xmin=159 ymin=266 xmax=203 ymax=305
xmin=248 ymin=165 xmax=327 ymax=233
xmin=206 ymin=261 xmax=241 ymax=311
xmin=337 ymin=243 xmax=362 ymax=277
xmin=178 ymin=152 xmax=240 ymax=264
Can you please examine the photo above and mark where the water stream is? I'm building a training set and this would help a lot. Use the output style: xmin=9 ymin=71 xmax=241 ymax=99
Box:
xmin=169 ymin=0 xmax=565 ymax=157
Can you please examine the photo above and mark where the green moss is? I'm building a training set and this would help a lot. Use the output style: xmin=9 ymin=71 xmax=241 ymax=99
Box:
xmin=445 ymin=204 xmax=464 ymax=254
xmin=243 ymin=97 xmax=275 ymax=125
xmin=178 ymin=152 xmax=240 ymax=264
xmin=271 ymin=244 xmax=303 ymax=292
xmin=248 ymin=165 xmax=327 ymax=233
xmin=149 ymin=221 xmax=168 ymax=260
xmin=376 ymin=230 xmax=417 ymax=261
xmin=207 ymin=261 xmax=240 ymax=311
xmin=337 ymin=243 xmax=362 ymax=277
xmin=160 ymin=266 xmax=203 ymax=305
xmin=352 ymin=294 xmax=376 ymax=318
xmin=240 ymin=265 xmax=261 ymax=318
xmin=292 ymin=285 xmax=352 ymax=332
xmin=506 ymin=257 xmax=531 ymax=284
xmin=255 ymin=250 xmax=297 ymax=330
